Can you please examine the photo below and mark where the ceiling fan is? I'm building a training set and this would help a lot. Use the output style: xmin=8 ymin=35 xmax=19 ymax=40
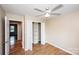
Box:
xmin=34 ymin=4 xmax=63 ymax=17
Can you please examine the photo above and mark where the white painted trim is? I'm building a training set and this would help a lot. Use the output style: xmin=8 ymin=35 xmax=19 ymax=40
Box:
xmin=8 ymin=18 xmax=25 ymax=51
xmin=47 ymin=42 xmax=76 ymax=55
xmin=25 ymin=49 xmax=28 ymax=51
xmin=22 ymin=19 xmax=25 ymax=49
xmin=5 ymin=16 xmax=9 ymax=55
xmin=41 ymin=22 xmax=46 ymax=45
xmin=25 ymin=48 xmax=32 ymax=51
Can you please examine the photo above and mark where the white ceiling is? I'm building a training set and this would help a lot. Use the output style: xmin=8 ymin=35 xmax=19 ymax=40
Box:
xmin=1 ymin=4 xmax=79 ymax=16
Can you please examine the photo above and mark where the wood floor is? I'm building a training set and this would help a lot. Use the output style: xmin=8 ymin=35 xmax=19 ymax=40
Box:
xmin=10 ymin=40 xmax=71 ymax=55
xmin=10 ymin=40 xmax=22 ymax=54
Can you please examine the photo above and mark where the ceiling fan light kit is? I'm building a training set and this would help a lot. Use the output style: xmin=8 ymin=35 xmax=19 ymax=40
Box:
xmin=34 ymin=4 xmax=63 ymax=17
xmin=45 ymin=13 xmax=50 ymax=17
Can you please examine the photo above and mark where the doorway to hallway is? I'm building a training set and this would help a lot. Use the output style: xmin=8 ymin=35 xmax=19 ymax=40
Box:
xmin=9 ymin=21 xmax=22 ymax=54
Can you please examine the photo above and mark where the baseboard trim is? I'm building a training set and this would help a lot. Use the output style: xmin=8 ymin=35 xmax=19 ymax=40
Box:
xmin=47 ymin=42 xmax=76 ymax=55
xmin=25 ymin=48 xmax=32 ymax=51
xmin=25 ymin=49 xmax=28 ymax=51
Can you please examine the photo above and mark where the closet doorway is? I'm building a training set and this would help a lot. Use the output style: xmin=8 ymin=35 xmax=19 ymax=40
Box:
xmin=32 ymin=22 xmax=41 ymax=44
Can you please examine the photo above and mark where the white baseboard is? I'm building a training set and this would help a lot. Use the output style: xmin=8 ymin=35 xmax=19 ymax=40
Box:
xmin=25 ymin=49 xmax=28 ymax=51
xmin=25 ymin=48 xmax=32 ymax=51
xmin=47 ymin=42 xmax=76 ymax=55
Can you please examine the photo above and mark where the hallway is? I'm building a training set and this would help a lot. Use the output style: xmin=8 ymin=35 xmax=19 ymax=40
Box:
xmin=10 ymin=40 xmax=71 ymax=55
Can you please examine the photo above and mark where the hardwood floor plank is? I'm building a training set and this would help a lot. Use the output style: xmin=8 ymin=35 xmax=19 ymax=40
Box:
xmin=10 ymin=40 xmax=71 ymax=55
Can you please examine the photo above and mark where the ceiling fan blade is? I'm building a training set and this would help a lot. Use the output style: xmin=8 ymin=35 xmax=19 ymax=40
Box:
xmin=51 ymin=4 xmax=63 ymax=12
xmin=51 ymin=13 xmax=61 ymax=15
xmin=34 ymin=8 xmax=44 ymax=13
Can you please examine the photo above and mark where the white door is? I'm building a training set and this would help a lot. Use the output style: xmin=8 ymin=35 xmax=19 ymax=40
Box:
xmin=5 ymin=16 xmax=9 ymax=55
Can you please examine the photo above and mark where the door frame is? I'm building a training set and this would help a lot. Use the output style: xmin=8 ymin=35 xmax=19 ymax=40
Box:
xmin=5 ymin=16 xmax=9 ymax=55
xmin=5 ymin=16 xmax=25 ymax=54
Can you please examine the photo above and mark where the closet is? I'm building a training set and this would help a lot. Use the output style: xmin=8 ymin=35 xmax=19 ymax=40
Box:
xmin=33 ymin=22 xmax=41 ymax=44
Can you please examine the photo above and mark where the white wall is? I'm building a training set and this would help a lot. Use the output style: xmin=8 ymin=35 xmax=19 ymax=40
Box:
xmin=46 ymin=11 xmax=79 ymax=54
xmin=5 ymin=13 xmax=46 ymax=51
xmin=25 ymin=15 xmax=32 ymax=50
xmin=25 ymin=15 xmax=46 ymax=50
xmin=6 ymin=13 xmax=25 ymax=49
xmin=6 ymin=13 xmax=24 ymax=21
xmin=0 ymin=7 xmax=5 ymax=55
xmin=41 ymin=22 xmax=46 ymax=45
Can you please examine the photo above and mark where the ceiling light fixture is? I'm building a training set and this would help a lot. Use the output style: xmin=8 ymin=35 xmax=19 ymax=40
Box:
xmin=45 ymin=13 xmax=50 ymax=17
